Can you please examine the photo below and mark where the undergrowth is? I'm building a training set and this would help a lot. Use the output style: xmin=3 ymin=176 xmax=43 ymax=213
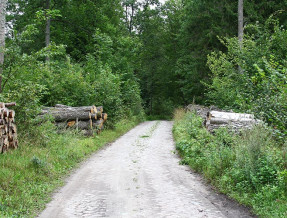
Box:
xmin=173 ymin=109 xmax=287 ymax=217
xmin=0 ymin=117 xmax=141 ymax=217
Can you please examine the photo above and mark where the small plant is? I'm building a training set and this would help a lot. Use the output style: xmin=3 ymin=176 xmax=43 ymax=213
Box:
xmin=30 ymin=156 xmax=47 ymax=169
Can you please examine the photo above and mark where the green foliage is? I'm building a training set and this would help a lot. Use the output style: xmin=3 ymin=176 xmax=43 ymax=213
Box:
xmin=173 ymin=111 xmax=287 ymax=217
xmin=93 ymin=65 xmax=123 ymax=122
xmin=174 ymin=0 xmax=237 ymax=104
xmin=2 ymin=8 xmax=144 ymax=126
xmin=0 ymin=118 xmax=140 ymax=217
xmin=206 ymin=18 xmax=287 ymax=140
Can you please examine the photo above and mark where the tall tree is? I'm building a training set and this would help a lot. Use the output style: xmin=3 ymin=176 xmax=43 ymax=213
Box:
xmin=238 ymin=0 xmax=244 ymax=48
xmin=45 ymin=0 xmax=51 ymax=62
xmin=123 ymin=0 xmax=138 ymax=33
xmin=238 ymin=0 xmax=244 ymax=73
xmin=0 ymin=0 xmax=7 ymax=92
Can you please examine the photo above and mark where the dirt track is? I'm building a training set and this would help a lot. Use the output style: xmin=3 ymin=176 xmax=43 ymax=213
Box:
xmin=39 ymin=121 xmax=252 ymax=218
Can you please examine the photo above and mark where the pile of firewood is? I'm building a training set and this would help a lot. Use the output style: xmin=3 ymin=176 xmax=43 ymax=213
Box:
xmin=40 ymin=104 xmax=107 ymax=135
xmin=187 ymin=104 xmax=261 ymax=133
xmin=0 ymin=102 xmax=18 ymax=153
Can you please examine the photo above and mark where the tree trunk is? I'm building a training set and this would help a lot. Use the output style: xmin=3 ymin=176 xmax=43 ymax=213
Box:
xmin=0 ymin=0 xmax=7 ymax=93
xmin=238 ymin=0 xmax=244 ymax=74
xmin=238 ymin=0 xmax=244 ymax=48
xmin=45 ymin=0 xmax=51 ymax=62
xmin=129 ymin=3 xmax=134 ymax=33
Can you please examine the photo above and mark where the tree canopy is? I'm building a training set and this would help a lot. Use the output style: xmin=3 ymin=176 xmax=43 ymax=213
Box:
xmin=0 ymin=0 xmax=286 ymax=133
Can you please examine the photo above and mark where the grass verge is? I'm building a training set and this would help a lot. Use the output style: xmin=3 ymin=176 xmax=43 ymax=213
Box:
xmin=173 ymin=109 xmax=287 ymax=217
xmin=0 ymin=117 xmax=141 ymax=217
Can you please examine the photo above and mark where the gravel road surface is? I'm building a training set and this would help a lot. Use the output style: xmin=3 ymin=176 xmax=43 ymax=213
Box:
xmin=39 ymin=121 xmax=252 ymax=218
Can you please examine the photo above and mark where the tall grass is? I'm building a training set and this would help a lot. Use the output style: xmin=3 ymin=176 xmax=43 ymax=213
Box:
xmin=0 ymin=118 xmax=141 ymax=217
xmin=173 ymin=110 xmax=287 ymax=217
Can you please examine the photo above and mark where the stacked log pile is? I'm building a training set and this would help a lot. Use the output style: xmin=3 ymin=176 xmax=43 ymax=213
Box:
xmin=0 ymin=102 xmax=18 ymax=153
xmin=41 ymin=104 xmax=107 ymax=135
xmin=187 ymin=104 xmax=261 ymax=133
xmin=206 ymin=111 xmax=260 ymax=133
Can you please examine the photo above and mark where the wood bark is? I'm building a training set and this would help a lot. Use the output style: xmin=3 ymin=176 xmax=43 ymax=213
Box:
xmin=101 ymin=113 xmax=108 ymax=121
xmin=0 ymin=102 xmax=18 ymax=153
xmin=238 ymin=0 xmax=244 ymax=48
xmin=0 ymin=0 xmax=7 ymax=93
xmin=41 ymin=106 xmax=96 ymax=114
xmin=41 ymin=110 xmax=91 ymax=122
xmin=238 ymin=0 xmax=244 ymax=74
xmin=43 ymin=104 xmax=107 ymax=135
xmin=45 ymin=0 xmax=51 ymax=62
xmin=4 ymin=102 xmax=16 ymax=107
xmin=56 ymin=119 xmax=104 ymax=131
xmin=61 ymin=120 xmax=93 ymax=130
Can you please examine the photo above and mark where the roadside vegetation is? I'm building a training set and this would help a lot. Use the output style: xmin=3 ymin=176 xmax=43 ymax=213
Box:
xmin=0 ymin=118 xmax=141 ymax=217
xmin=0 ymin=0 xmax=286 ymax=217
xmin=173 ymin=109 xmax=287 ymax=217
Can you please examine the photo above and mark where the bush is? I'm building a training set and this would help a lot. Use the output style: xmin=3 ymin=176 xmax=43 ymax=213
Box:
xmin=206 ymin=18 xmax=287 ymax=140
xmin=173 ymin=111 xmax=287 ymax=217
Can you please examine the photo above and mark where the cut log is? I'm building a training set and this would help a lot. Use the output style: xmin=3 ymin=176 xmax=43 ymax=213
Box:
xmin=101 ymin=113 xmax=108 ymax=121
xmin=209 ymin=117 xmax=255 ymax=125
xmin=67 ymin=120 xmax=76 ymax=127
xmin=8 ymin=110 xmax=15 ymax=119
xmin=77 ymin=121 xmax=93 ymax=130
xmin=206 ymin=111 xmax=260 ymax=133
xmin=4 ymin=102 xmax=16 ymax=107
xmin=207 ymin=111 xmax=254 ymax=121
xmin=41 ymin=106 xmax=94 ymax=114
xmin=55 ymin=122 xmax=69 ymax=129
xmin=94 ymin=119 xmax=104 ymax=129
xmin=10 ymin=124 xmax=17 ymax=133
xmin=41 ymin=104 xmax=106 ymax=136
xmin=96 ymin=106 xmax=103 ymax=113
xmin=0 ymin=103 xmax=18 ymax=154
xmin=56 ymin=120 xmax=94 ymax=130
xmin=40 ymin=110 xmax=91 ymax=122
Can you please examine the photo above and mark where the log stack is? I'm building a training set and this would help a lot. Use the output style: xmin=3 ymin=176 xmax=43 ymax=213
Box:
xmin=41 ymin=104 xmax=108 ymax=135
xmin=187 ymin=104 xmax=261 ymax=133
xmin=0 ymin=102 xmax=18 ymax=153
xmin=206 ymin=111 xmax=260 ymax=133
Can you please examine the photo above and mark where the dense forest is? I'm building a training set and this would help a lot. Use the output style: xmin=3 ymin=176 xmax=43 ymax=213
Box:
xmin=0 ymin=0 xmax=285 ymax=136
xmin=0 ymin=0 xmax=286 ymax=216
xmin=0 ymin=0 xmax=285 ymax=132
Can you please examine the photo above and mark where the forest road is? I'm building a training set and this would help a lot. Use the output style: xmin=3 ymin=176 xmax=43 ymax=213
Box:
xmin=39 ymin=121 xmax=253 ymax=218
